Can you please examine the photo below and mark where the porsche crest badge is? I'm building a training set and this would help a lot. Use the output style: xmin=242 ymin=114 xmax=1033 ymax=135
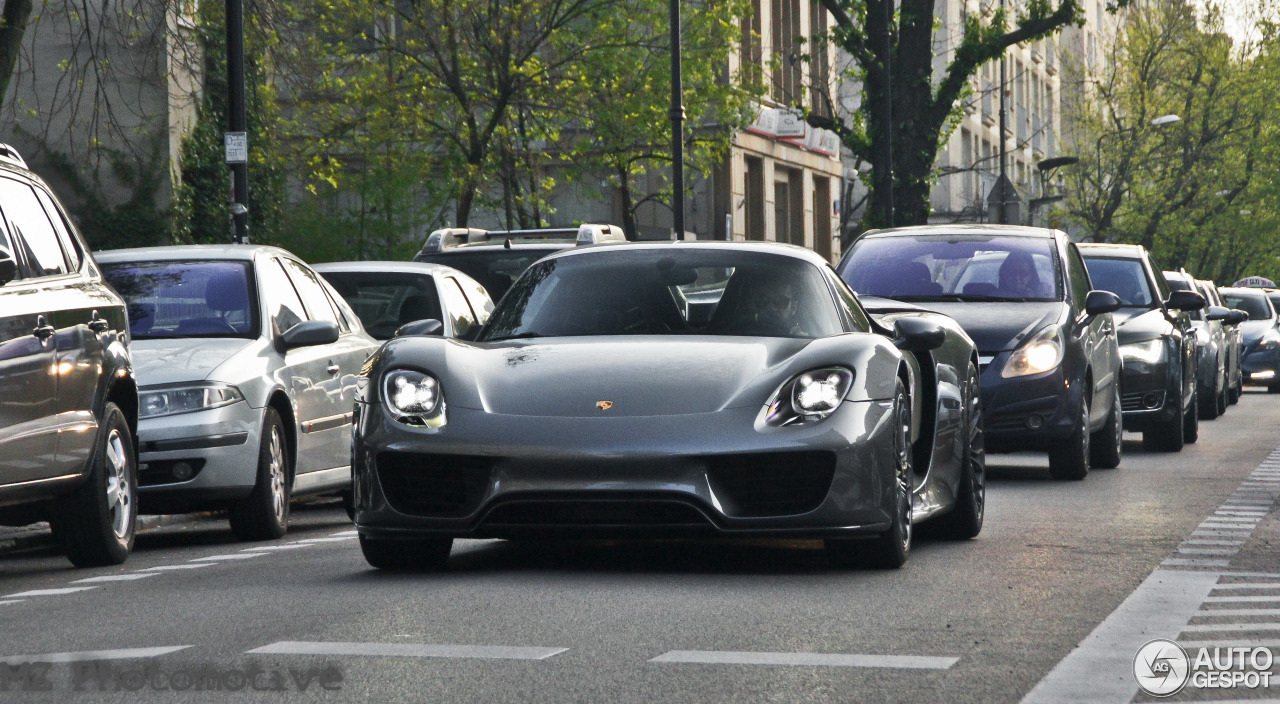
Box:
xmin=596 ymin=400 xmax=613 ymax=410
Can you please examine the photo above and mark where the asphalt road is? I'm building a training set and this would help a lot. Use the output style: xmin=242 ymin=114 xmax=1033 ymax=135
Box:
xmin=2 ymin=390 xmax=1279 ymax=703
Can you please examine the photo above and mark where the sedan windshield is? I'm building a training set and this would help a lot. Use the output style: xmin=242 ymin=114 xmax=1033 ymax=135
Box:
xmin=102 ymin=260 xmax=258 ymax=339
xmin=479 ymin=249 xmax=845 ymax=340
xmin=320 ymin=271 xmax=442 ymax=340
xmin=1224 ymin=291 xmax=1275 ymax=322
xmin=1083 ymin=257 xmax=1157 ymax=307
xmin=840 ymin=235 xmax=1062 ymax=302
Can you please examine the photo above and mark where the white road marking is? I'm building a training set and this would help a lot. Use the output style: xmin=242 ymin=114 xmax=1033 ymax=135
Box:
xmin=1195 ymin=609 xmax=1280 ymax=617
xmin=1182 ymin=622 xmax=1280 ymax=633
xmin=1178 ymin=641 xmax=1280 ymax=650
xmin=0 ymin=646 xmax=191 ymax=664
xmin=1184 ymin=539 xmax=1246 ymax=546
xmin=241 ymin=544 xmax=309 ymax=551
xmin=1019 ymin=570 xmax=1221 ymax=704
xmin=1204 ymin=517 xmax=1262 ymax=523
xmin=1210 ymin=583 xmax=1280 ymax=590
xmin=189 ymin=553 xmax=267 ymax=562
xmin=1219 ymin=572 xmax=1280 ymax=579
xmin=290 ymin=537 xmax=353 ymax=543
xmin=137 ymin=564 xmax=215 ymax=571
xmin=1191 ymin=531 xmax=1253 ymax=538
xmin=72 ymin=573 xmax=159 ymax=583
xmin=0 ymin=600 xmax=25 ymax=605
xmin=245 ymin=641 xmax=567 ymax=660
xmin=330 ymin=530 xmax=358 ymax=537
xmin=1206 ymin=596 xmax=1280 ymax=603
xmin=4 ymin=587 xmax=98 ymax=598
xmin=1177 ymin=548 xmax=1239 ymax=556
xmin=649 ymin=650 xmax=957 ymax=669
xmin=1162 ymin=558 xmax=1231 ymax=568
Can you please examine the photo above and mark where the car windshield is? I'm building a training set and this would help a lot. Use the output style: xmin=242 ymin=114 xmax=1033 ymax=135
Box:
xmin=102 ymin=260 xmax=258 ymax=339
xmin=418 ymin=248 xmax=561 ymax=303
xmin=1083 ymin=257 xmax=1157 ymax=307
xmin=479 ymin=248 xmax=845 ymax=341
xmin=1223 ymin=291 xmax=1274 ymax=321
xmin=319 ymin=271 xmax=442 ymax=340
xmin=840 ymin=234 xmax=1062 ymax=302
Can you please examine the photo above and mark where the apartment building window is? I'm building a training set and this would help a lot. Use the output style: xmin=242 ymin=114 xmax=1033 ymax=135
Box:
xmin=740 ymin=0 xmax=762 ymax=86
xmin=744 ymin=157 xmax=765 ymax=241
xmin=812 ymin=176 xmax=832 ymax=260
xmin=808 ymin=0 xmax=830 ymax=117
xmin=774 ymin=168 xmax=802 ymax=245
xmin=961 ymin=127 xmax=974 ymax=201
xmin=771 ymin=0 xmax=802 ymax=104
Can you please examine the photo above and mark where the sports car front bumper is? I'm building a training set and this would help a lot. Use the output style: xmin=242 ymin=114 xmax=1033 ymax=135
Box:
xmin=353 ymin=398 xmax=900 ymax=540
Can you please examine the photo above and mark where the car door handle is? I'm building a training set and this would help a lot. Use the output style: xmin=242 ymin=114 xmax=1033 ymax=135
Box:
xmin=327 ymin=363 xmax=341 ymax=375
xmin=32 ymin=315 xmax=54 ymax=340
xmin=88 ymin=310 xmax=110 ymax=333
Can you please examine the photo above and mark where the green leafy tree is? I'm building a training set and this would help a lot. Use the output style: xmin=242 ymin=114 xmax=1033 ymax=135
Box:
xmin=806 ymin=0 xmax=1132 ymax=235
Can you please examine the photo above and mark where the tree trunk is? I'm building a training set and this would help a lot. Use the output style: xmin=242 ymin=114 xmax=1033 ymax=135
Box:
xmin=0 ymin=0 xmax=34 ymax=106
xmin=617 ymin=162 xmax=638 ymax=240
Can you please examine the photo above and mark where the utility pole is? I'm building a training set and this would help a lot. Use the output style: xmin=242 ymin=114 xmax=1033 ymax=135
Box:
xmin=225 ymin=0 xmax=249 ymax=244
xmin=669 ymin=0 xmax=685 ymax=240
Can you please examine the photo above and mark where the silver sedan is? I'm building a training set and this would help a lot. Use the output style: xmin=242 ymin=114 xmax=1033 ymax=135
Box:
xmin=96 ymin=245 xmax=379 ymax=540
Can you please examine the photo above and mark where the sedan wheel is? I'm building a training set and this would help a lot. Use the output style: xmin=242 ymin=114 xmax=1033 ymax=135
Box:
xmin=1089 ymin=385 xmax=1123 ymax=470
xmin=1048 ymin=397 xmax=1090 ymax=480
xmin=229 ymin=408 xmax=291 ymax=541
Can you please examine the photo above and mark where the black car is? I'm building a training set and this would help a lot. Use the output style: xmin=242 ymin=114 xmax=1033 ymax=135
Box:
xmin=1079 ymin=244 xmax=1202 ymax=451
xmin=0 ymin=144 xmax=139 ymax=566
xmin=1199 ymin=279 xmax=1244 ymax=405
xmin=1221 ymin=287 xmax=1280 ymax=392
xmin=413 ymin=224 xmax=626 ymax=302
xmin=1165 ymin=270 xmax=1236 ymax=420
xmin=838 ymin=225 xmax=1123 ymax=480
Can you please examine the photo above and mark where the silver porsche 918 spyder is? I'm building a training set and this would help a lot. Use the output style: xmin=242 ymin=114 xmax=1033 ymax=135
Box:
xmin=351 ymin=242 xmax=984 ymax=570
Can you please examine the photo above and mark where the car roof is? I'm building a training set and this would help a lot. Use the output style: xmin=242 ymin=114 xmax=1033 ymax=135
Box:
xmin=93 ymin=244 xmax=294 ymax=263
xmin=1077 ymin=242 xmax=1148 ymax=258
xmin=859 ymin=224 xmax=1060 ymax=239
xmin=1220 ymin=287 xmax=1269 ymax=297
xmin=533 ymin=239 xmax=833 ymax=268
xmin=312 ymin=260 xmax=470 ymax=277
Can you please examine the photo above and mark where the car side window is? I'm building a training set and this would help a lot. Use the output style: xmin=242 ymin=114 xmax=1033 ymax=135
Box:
xmin=826 ymin=268 xmax=871 ymax=333
xmin=259 ymin=257 xmax=307 ymax=336
xmin=460 ymin=276 xmax=494 ymax=325
xmin=0 ymin=177 xmax=69 ymax=277
xmin=32 ymin=186 xmax=81 ymax=271
xmin=281 ymin=258 xmax=341 ymax=326
xmin=1065 ymin=244 xmax=1090 ymax=310
xmin=442 ymin=277 xmax=479 ymax=337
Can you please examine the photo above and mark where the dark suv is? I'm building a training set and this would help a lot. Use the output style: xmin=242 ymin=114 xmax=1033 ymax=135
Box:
xmin=413 ymin=224 xmax=626 ymax=302
xmin=838 ymin=225 xmax=1123 ymax=480
xmin=0 ymin=145 xmax=138 ymax=566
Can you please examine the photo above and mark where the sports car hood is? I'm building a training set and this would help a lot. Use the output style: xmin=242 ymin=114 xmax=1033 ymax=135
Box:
xmin=909 ymin=302 xmax=1063 ymax=354
xmin=1240 ymin=320 xmax=1278 ymax=346
xmin=380 ymin=334 xmax=899 ymax=417
xmin=1112 ymin=307 xmax=1172 ymax=344
xmin=130 ymin=338 xmax=256 ymax=386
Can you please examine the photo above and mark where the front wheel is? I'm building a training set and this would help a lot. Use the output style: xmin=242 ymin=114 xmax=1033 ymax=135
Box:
xmin=1048 ymin=397 xmax=1090 ymax=480
xmin=935 ymin=364 xmax=985 ymax=539
xmin=228 ymin=408 xmax=291 ymax=541
xmin=52 ymin=402 xmax=137 ymax=567
xmin=1089 ymin=384 xmax=1123 ymax=470
xmin=1183 ymin=389 xmax=1199 ymax=444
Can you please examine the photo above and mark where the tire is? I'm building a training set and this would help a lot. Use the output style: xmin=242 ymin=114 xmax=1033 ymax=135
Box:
xmin=1048 ymin=396 xmax=1090 ymax=480
xmin=228 ymin=408 xmax=291 ymax=541
xmin=1183 ymin=389 xmax=1199 ymax=444
xmin=1089 ymin=384 xmax=1123 ymax=470
xmin=1199 ymin=381 xmax=1220 ymax=420
xmin=1216 ymin=382 xmax=1228 ymax=417
xmin=341 ymin=489 xmax=355 ymax=522
xmin=827 ymin=379 xmax=913 ymax=568
xmin=359 ymin=534 xmax=452 ymax=570
xmin=1229 ymin=378 xmax=1241 ymax=405
xmin=51 ymin=402 xmax=137 ymax=567
xmin=935 ymin=364 xmax=985 ymax=540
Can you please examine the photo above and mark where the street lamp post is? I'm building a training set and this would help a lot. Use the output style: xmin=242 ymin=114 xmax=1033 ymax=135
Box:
xmin=1094 ymin=113 xmax=1181 ymax=188
xmin=669 ymin=0 xmax=685 ymax=240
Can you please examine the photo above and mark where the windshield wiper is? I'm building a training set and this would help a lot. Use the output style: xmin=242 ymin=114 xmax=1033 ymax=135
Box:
xmin=487 ymin=330 xmax=545 ymax=341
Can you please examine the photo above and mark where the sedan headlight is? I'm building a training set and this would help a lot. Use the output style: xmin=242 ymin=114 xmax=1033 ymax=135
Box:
xmin=383 ymin=369 xmax=446 ymax=427
xmin=1001 ymin=327 xmax=1064 ymax=378
xmin=1259 ymin=331 xmax=1280 ymax=351
xmin=139 ymin=383 xmax=244 ymax=419
xmin=766 ymin=367 xmax=854 ymax=426
xmin=1120 ymin=339 xmax=1165 ymax=365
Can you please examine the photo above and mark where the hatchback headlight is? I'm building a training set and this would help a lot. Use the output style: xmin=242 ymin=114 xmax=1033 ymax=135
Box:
xmin=1120 ymin=339 xmax=1165 ymax=364
xmin=383 ymin=369 xmax=446 ymax=427
xmin=139 ymin=383 xmax=244 ymax=419
xmin=1002 ymin=327 xmax=1064 ymax=378
xmin=766 ymin=367 xmax=854 ymax=426
xmin=1259 ymin=331 xmax=1280 ymax=350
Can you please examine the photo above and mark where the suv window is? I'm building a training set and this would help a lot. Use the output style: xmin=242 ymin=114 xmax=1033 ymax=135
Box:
xmin=32 ymin=186 xmax=81 ymax=271
xmin=0 ymin=177 xmax=69 ymax=277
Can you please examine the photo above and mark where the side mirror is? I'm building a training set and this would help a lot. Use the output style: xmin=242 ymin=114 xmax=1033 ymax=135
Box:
xmin=278 ymin=320 xmax=340 ymax=351
xmin=1084 ymin=290 xmax=1122 ymax=316
xmin=0 ymin=247 xmax=15 ymax=286
xmin=1226 ymin=309 xmax=1248 ymax=325
xmin=892 ymin=317 xmax=946 ymax=352
xmin=1166 ymin=289 xmax=1205 ymax=312
xmin=1205 ymin=305 xmax=1231 ymax=322
xmin=395 ymin=319 xmax=444 ymax=338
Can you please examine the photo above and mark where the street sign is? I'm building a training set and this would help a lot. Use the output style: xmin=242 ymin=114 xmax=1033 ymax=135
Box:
xmin=224 ymin=132 xmax=248 ymax=164
xmin=1233 ymin=276 xmax=1276 ymax=288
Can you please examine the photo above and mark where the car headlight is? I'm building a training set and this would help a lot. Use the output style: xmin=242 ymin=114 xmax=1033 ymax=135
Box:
xmin=1120 ymin=339 xmax=1165 ymax=364
xmin=139 ymin=383 xmax=244 ymax=419
xmin=1259 ymin=331 xmax=1280 ymax=350
xmin=1001 ymin=327 xmax=1064 ymax=378
xmin=382 ymin=369 xmax=446 ymax=427
xmin=765 ymin=367 xmax=854 ymax=426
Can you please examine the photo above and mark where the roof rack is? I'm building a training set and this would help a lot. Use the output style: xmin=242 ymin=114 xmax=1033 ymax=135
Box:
xmin=418 ymin=223 xmax=626 ymax=254
xmin=0 ymin=144 xmax=28 ymax=170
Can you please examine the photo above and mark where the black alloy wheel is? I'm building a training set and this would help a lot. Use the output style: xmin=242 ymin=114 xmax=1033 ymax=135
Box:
xmin=1183 ymin=388 xmax=1199 ymax=444
xmin=1090 ymin=384 xmax=1123 ymax=470
xmin=936 ymin=363 xmax=986 ymax=539
xmin=1048 ymin=395 xmax=1090 ymax=481
xmin=1143 ymin=372 xmax=1186 ymax=453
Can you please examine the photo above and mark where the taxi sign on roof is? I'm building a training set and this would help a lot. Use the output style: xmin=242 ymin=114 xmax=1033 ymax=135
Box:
xmin=1233 ymin=276 xmax=1277 ymax=288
